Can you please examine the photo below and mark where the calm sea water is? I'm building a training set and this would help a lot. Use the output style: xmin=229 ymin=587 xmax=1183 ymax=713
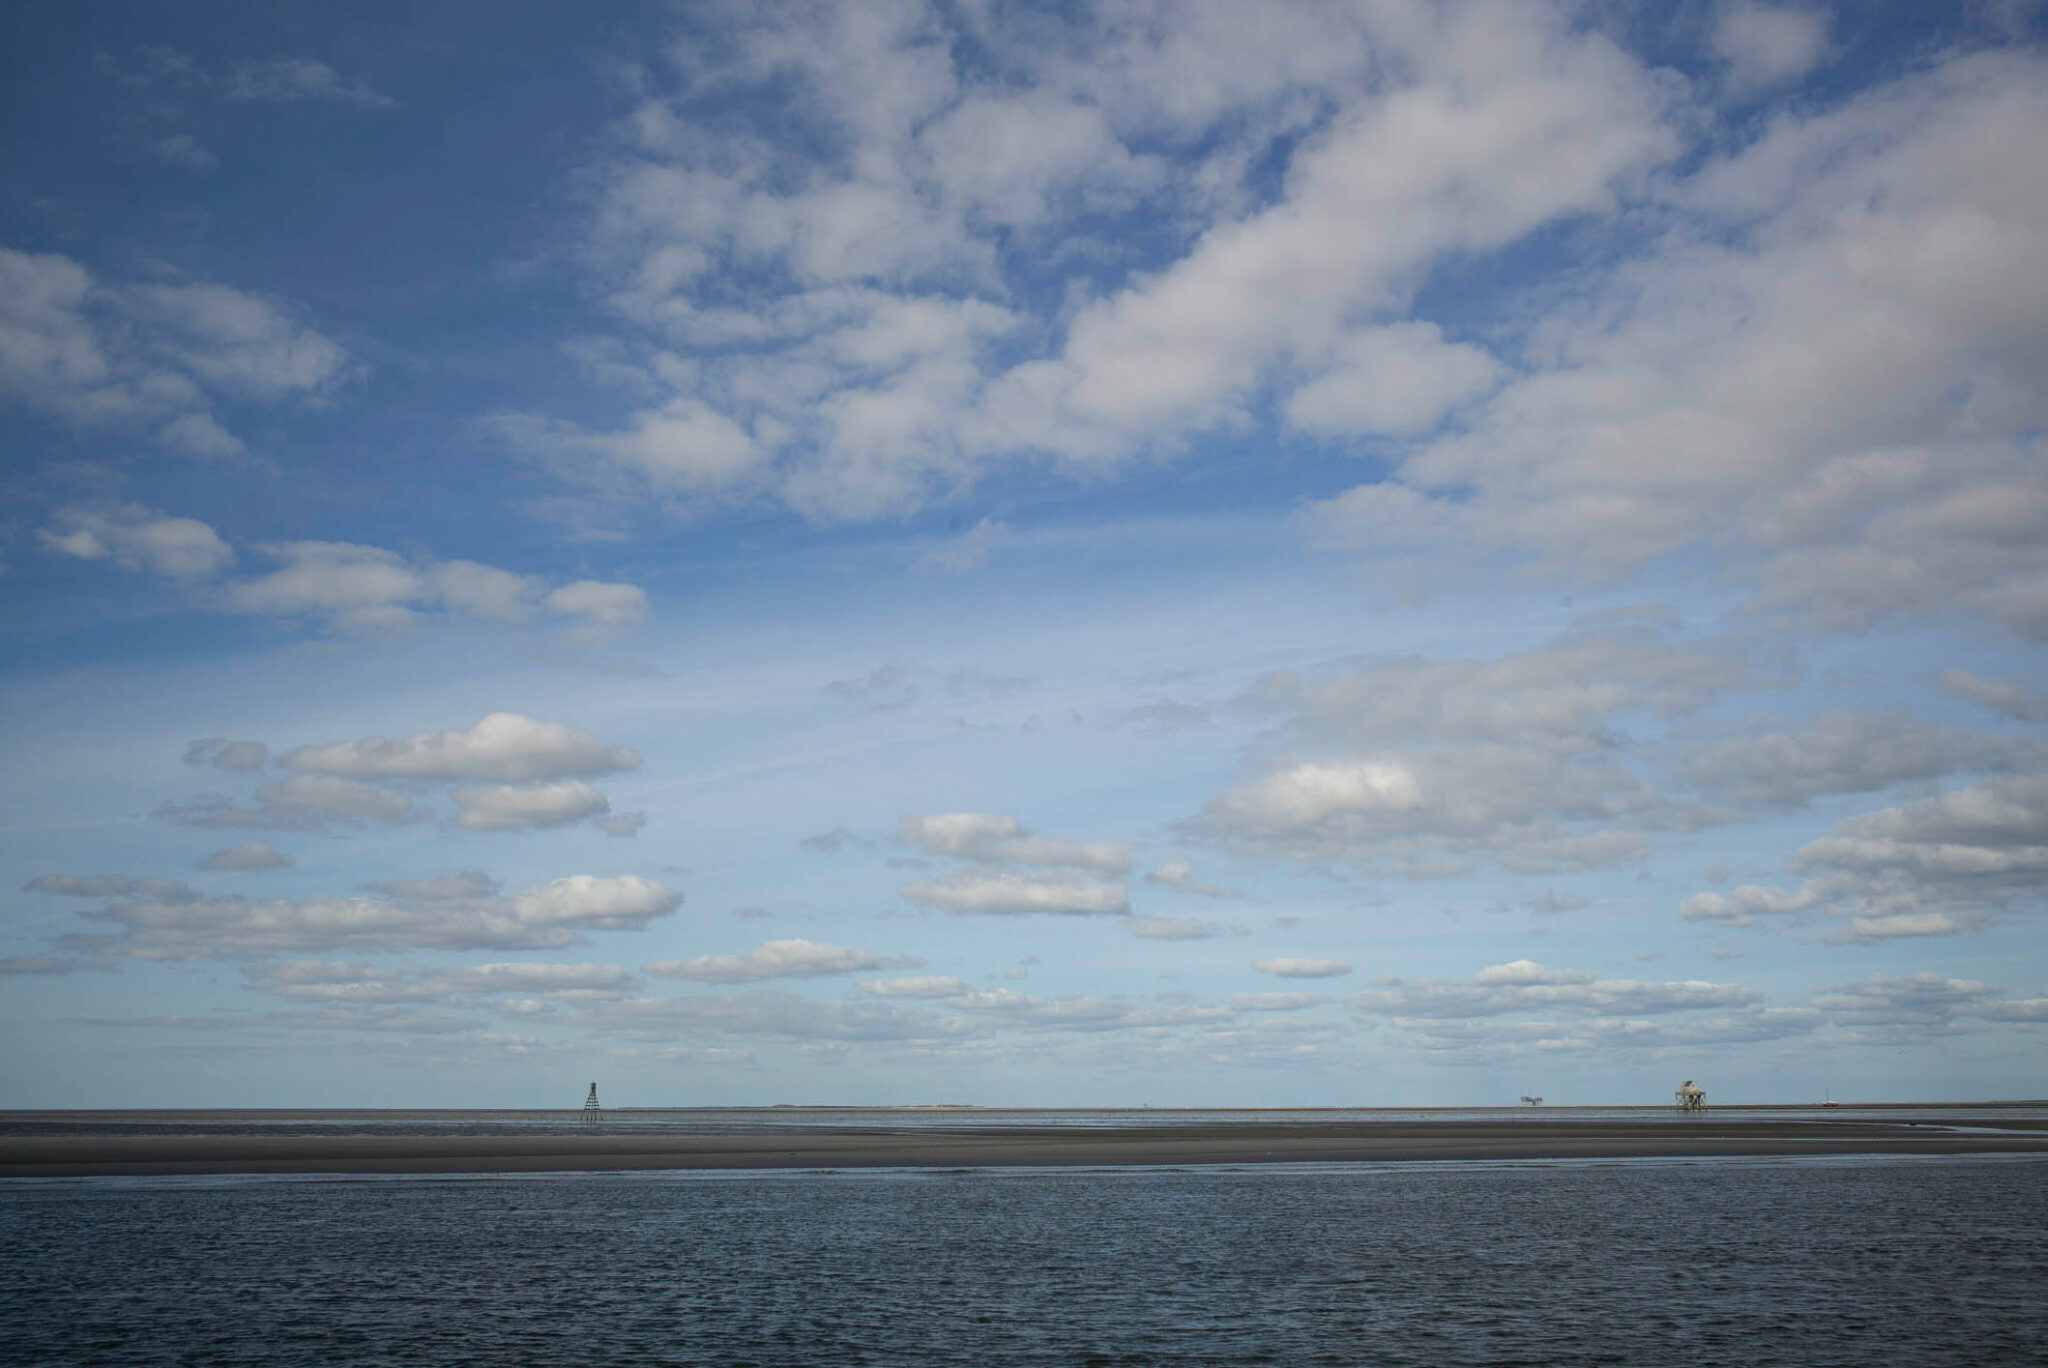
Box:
xmin=3 ymin=1156 xmax=2042 ymax=1367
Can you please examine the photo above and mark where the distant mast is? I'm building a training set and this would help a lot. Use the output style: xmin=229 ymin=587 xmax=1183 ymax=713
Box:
xmin=583 ymin=1082 xmax=602 ymax=1120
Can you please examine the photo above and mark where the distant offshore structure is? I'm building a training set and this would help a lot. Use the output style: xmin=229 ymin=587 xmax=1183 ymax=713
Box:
xmin=1519 ymin=1095 xmax=1543 ymax=1106
xmin=583 ymin=1082 xmax=602 ymax=1121
xmin=1675 ymin=1080 xmax=1706 ymax=1112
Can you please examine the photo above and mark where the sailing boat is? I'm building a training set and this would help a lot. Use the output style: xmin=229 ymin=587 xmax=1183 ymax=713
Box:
xmin=1822 ymin=1086 xmax=1840 ymax=1108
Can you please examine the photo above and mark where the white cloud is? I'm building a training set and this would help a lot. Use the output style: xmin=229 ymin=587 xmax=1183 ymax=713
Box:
xmin=596 ymin=811 xmax=648 ymax=839
xmin=897 ymin=811 xmax=1133 ymax=874
xmin=1813 ymin=971 xmax=2048 ymax=1039
xmin=1712 ymin=4 xmax=1830 ymax=95
xmin=1680 ymin=767 xmax=2048 ymax=942
xmin=646 ymin=938 xmax=920 ymax=984
xmin=1254 ymin=957 xmax=1352 ymax=979
xmin=175 ymin=540 xmax=655 ymax=639
xmin=26 ymin=874 xmax=198 ymax=901
xmin=1348 ymin=961 xmax=1770 ymax=1052
xmin=1189 ymin=626 xmax=1752 ymax=875
xmin=40 ymin=506 xmax=234 ymax=579
xmin=1227 ymin=992 xmax=1331 ymax=1012
xmin=1679 ymin=882 xmax=1820 ymax=929
xmin=183 ymin=738 xmax=269 ymax=772
xmin=1131 ymin=915 xmax=1227 ymax=941
xmin=0 ymin=247 xmax=351 ymax=454
xmin=1143 ymin=860 xmax=1241 ymax=899
xmin=545 ymin=580 xmax=650 ymax=641
xmin=857 ymin=975 xmax=969 ymax=998
xmin=1937 ymin=669 xmax=2048 ymax=724
xmin=157 ymin=774 xmax=432 ymax=831
xmin=283 ymin=713 xmax=639 ymax=783
xmin=1680 ymin=710 xmax=2011 ymax=811
xmin=196 ymin=842 xmax=295 ymax=872
xmin=1283 ymin=323 xmax=1502 ymax=438
xmin=1310 ymin=49 xmax=2048 ymax=639
xmin=901 ymin=872 xmax=1129 ymax=917
xmin=247 ymin=959 xmax=638 ymax=1005
xmin=450 ymin=780 xmax=612 ymax=832
xmin=600 ymin=991 xmax=966 ymax=1044
xmin=362 ymin=871 xmax=499 ymax=901
xmin=513 ymin=0 xmax=1679 ymax=523
xmin=227 ymin=58 xmax=395 ymax=110
xmin=52 ymin=872 xmax=682 ymax=959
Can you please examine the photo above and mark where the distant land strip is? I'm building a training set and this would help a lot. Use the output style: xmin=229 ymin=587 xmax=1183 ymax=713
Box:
xmin=5 ymin=1118 xmax=2047 ymax=1178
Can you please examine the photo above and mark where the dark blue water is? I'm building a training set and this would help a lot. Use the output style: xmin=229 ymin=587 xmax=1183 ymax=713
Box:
xmin=4 ymin=1156 xmax=2043 ymax=1366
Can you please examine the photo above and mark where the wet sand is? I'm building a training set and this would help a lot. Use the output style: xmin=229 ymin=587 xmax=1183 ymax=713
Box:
xmin=6 ymin=1117 xmax=2046 ymax=1177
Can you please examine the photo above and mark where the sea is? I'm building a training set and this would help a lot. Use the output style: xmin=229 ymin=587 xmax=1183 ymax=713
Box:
xmin=4 ymin=1109 xmax=2045 ymax=1366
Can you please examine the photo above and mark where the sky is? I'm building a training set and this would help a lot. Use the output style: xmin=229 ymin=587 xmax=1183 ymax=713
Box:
xmin=3 ymin=0 xmax=2044 ymax=1109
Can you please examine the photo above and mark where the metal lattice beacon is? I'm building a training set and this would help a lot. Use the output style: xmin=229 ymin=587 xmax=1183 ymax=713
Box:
xmin=583 ymin=1082 xmax=602 ymax=1121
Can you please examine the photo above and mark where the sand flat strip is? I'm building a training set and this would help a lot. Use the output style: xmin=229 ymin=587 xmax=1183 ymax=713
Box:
xmin=5 ymin=1121 xmax=2047 ymax=1177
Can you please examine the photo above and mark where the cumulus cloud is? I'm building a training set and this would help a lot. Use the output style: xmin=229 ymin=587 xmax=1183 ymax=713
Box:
xmin=1131 ymin=915 xmax=1227 ymax=941
xmin=1686 ymin=770 xmax=2048 ymax=942
xmin=857 ymin=975 xmax=969 ymax=998
xmin=51 ymin=872 xmax=681 ymax=959
xmin=1190 ymin=627 xmax=1749 ymax=876
xmin=1679 ymin=710 xmax=2011 ymax=812
xmin=901 ymin=872 xmax=1129 ymax=917
xmin=1351 ymin=960 xmax=1762 ymax=1018
xmin=646 ymin=938 xmax=920 ymax=984
xmin=156 ymin=774 xmax=432 ymax=831
xmin=599 ymin=991 xmax=965 ymax=1045
xmin=450 ymin=781 xmax=612 ymax=832
xmin=1143 ymin=861 xmax=1241 ymax=899
xmin=246 ymin=959 xmax=638 ymax=1006
xmin=40 ymin=506 xmax=234 ymax=579
xmin=503 ymin=0 xmax=1679 ymax=522
xmin=362 ymin=871 xmax=499 ymax=901
xmin=183 ymin=738 xmax=269 ymax=772
xmin=195 ymin=842 xmax=295 ymax=872
xmin=595 ymin=811 xmax=648 ymax=839
xmin=1812 ymin=972 xmax=2048 ymax=1040
xmin=897 ymin=812 xmax=1133 ymax=875
xmin=545 ymin=580 xmax=650 ymax=641
xmin=214 ymin=541 xmax=652 ymax=639
xmin=1227 ymin=992 xmax=1332 ymax=1012
xmin=0 ymin=246 xmax=350 ymax=454
xmin=1712 ymin=4 xmax=1830 ymax=94
xmin=282 ymin=714 xmax=639 ymax=783
xmin=1254 ymin=957 xmax=1352 ymax=979
xmin=1310 ymin=48 xmax=2048 ymax=640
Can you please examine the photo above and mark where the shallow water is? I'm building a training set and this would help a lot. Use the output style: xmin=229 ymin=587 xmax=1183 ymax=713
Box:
xmin=7 ymin=1101 xmax=2044 ymax=1140
xmin=4 ymin=1155 xmax=2042 ymax=1366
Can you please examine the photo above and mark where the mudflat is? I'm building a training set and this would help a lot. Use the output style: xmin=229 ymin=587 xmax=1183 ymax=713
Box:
xmin=6 ymin=1117 xmax=2046 ymax=1177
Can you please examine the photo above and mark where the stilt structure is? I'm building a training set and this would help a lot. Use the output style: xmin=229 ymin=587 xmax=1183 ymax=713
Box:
xmin=583 ymin=1081 xmax=602 ymax=1121
xmin=1674 ymin=1079 xmax=1706 ymax=1112
xmin=1519 ymin=1095 xmax=1543 ymax=1106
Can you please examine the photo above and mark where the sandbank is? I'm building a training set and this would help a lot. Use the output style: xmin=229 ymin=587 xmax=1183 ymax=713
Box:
xmin=5 ymin=1116 xmax=2046 ymax=1178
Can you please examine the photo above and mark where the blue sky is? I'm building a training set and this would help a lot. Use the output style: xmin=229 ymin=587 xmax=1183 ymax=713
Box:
xmin=4 ymin=0 xmax=2045 ymax=1107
